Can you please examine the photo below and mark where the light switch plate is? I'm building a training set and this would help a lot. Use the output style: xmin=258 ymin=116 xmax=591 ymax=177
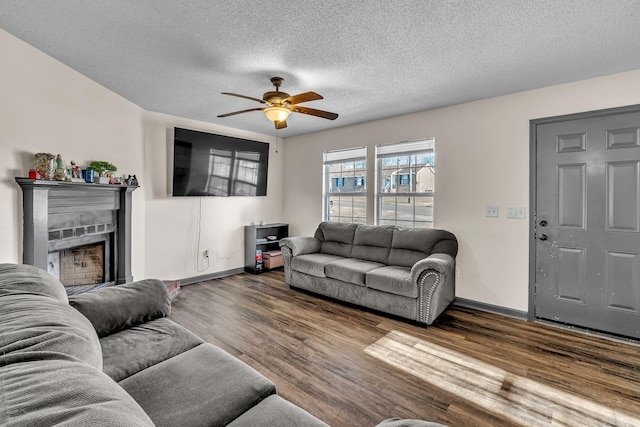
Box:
xmin=485 ymin=205 xmax=499 ymax=217
xmin=506 ymin=207 xmax=526 ymax=219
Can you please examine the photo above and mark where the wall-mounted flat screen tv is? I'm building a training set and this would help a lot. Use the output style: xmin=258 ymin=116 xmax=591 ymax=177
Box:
xmin=172 ymin=127 xmax=269 ymax=197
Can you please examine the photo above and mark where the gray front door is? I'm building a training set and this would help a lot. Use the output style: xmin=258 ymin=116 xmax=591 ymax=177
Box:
xmin=534 ymin=106 xmax=640 ymax=339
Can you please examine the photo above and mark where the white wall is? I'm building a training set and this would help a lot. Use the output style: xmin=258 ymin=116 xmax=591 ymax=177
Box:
xmin=0 ymin=29 xmax=147 ymax=279
xmin=282 ymin=69 xmax=640 ymax=312
xmin=142 ymin=112 xmax=284 ymax=280
xmin=0 ymin=28 xmax=284 ymax=282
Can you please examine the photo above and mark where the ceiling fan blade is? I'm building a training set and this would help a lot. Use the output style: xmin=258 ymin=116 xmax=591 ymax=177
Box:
xmin=291 ymin=106 xmax=338 ymax=120
xmin=283 ymin=91 xmax=323 ymax=105
xmin=221 ymin=92 xmax=267 ymax=104
xmin=275 ymin=120 xmax=287 ymax=129
xmin=217 ymin=108 xmax=264 ymax=118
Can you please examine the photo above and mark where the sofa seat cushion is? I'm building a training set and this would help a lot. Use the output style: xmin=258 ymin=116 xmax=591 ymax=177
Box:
xmin=291 ymin=253 xmax=344 ymax=277
xmin=227 ymin=394 xmax=329 ymax=427
xmin=119 ymin=343 xmax=276 ymax=427
xmin=325 ymin=258 xmax=385 ymax=286
xmin=1 ymin=359 xmax=154 ymax=426
xmin=100 ymin=317 xmax=204 ymax=382
xmin=366 ymin=266 xmax=416 ymax=298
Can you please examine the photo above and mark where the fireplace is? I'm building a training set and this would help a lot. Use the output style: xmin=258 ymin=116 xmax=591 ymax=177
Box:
xmin=16 ymin=178 xmax=137 ymax=287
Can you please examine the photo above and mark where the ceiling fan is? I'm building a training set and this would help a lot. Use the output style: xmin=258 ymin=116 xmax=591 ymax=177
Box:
xmin=217 ymin=77 xmax=338 ymax=129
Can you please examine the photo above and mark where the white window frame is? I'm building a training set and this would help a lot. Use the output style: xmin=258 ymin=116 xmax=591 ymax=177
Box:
xmin=375 ymin=139 xmax=435 ymax=228
xmin=322 ymin=147 xmax=367 ymax=224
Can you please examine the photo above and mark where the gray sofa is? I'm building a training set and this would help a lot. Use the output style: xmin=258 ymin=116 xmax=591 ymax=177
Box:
xmin=0 ymin=263 xmax=328 ymax=426
xmin=279 ymin=223 xmax=458 ymax=326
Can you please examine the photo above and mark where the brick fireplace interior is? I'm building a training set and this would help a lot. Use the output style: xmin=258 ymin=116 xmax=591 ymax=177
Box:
xmin=48 ymin=242 xmax=105 ymax=286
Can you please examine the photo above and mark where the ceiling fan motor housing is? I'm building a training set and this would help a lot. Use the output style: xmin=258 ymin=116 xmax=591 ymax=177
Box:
xmin=264 ymin=77 xmax=288 ymax=104
xmin=263 ymin=91 xmax=290 ymax=105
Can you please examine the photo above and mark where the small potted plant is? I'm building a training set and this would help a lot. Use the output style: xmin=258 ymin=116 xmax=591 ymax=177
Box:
xmin=88 ymin=161 xmax=117 ymax=184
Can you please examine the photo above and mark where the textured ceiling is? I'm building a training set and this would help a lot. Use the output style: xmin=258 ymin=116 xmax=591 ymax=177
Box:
xmin=2 ymin=1 xmax=640 ymax=137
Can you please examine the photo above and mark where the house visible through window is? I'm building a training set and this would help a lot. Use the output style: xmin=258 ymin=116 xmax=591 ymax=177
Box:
xmin=323 ymin=147 xmax=367 ymax=224
xmin=376 ymin=139 xmax=435 ymax=228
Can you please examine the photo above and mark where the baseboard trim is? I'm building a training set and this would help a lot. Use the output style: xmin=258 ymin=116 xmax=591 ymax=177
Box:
xmin=453 ymin=297 xmax=528 ymax=320
xmin=180 ymin=267 xmax=245 ymax=286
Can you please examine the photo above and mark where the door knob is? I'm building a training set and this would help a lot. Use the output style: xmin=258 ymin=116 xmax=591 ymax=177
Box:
xmin=539 ymin=220 xmax=548 ymax=227
xmin=539 ymin=233 xmax=548 ymax=241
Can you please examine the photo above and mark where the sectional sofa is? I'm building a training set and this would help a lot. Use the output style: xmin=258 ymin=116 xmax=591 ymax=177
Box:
xmin=0 ymin=263 xmax=328 ymax=426
xmin=280 ymin=222 xmax=458 ymax=325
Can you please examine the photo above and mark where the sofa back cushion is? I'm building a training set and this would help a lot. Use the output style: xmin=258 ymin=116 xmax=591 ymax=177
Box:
xmin=0 ymin=263 xmax=102 ymax=370
xmin=0 ymin=262 xmax=68 ymax=302
xmin=387 ymin=228 xmax=458 ymax=267
xmin=69 ymin=279 xmax=171 ymax=338
xmin=351 ymin=224 xmax=397 ymax=264
xmin=314 ymin=222 xmax=357 ymax=257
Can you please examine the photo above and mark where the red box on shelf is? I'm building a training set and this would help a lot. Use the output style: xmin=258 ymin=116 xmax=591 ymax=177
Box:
xmin=263 ymin=250 xmax=283 ymax=269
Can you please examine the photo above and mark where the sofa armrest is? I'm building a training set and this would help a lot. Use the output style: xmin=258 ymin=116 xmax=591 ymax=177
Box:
xmin=279 ymin=237 xmax=321 ymax=256
xmin=410 ymin=253 xmax=455 ymax=281
xmin=69 ymin=279 xmax=171 ymax=338
xmin=411 ymin=254 xmax=456 ymax=325
xmin=279 ymin=237 xmax=321 ymax=286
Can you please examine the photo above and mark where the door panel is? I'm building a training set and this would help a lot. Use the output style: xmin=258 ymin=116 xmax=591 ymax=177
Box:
xmin=605 ymin=250 xmax=640 ymax=312
xmin=606 ymin=127 xmax=639 ymax=149
xmin=535 ymin=109 xmax=640 ymax=338
xmin=557 ymin=163 xmax=586 ymax=228
xmin=555 ymin=246 xmax=586 ymax=303
xmin=606 ymin=161 xmax=639 ymax=231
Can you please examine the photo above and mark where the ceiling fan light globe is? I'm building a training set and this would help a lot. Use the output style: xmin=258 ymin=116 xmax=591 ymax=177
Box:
xmin=264 ymin=106 xmax=291 ymax=123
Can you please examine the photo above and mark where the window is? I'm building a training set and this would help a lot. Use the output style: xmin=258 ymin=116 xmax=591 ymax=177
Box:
xmin=323 ymin=147 xmax=367 ymax=224
xmin=376 ymin=139 xmax=435 ymax=228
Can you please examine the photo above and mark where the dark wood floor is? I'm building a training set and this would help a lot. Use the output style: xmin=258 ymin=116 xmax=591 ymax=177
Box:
xmin=169 ymin=270 xmax=640 ymax=427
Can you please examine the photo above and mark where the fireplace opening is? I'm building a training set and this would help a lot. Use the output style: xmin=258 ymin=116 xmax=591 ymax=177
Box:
xmin=48 ymin=242 xmax=106 ymax=286
xmin=47 ymin=240 xmax=114 ymax=295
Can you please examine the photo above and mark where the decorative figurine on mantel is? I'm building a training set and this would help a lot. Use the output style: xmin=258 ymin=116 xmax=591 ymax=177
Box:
xmin=69 ymin=161 xmax=84 ymax=182
xmin=53 ymin=154 xmax=67 ymax=181
xmin=125 ymin=175 xmax=139 ymax=186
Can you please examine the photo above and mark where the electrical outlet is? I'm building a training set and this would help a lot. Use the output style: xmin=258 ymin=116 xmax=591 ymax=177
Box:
xmin=485 ymin=205 xmax=499 ymax=217
xmin=455 ymin=266 xmax=460 ymax=279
